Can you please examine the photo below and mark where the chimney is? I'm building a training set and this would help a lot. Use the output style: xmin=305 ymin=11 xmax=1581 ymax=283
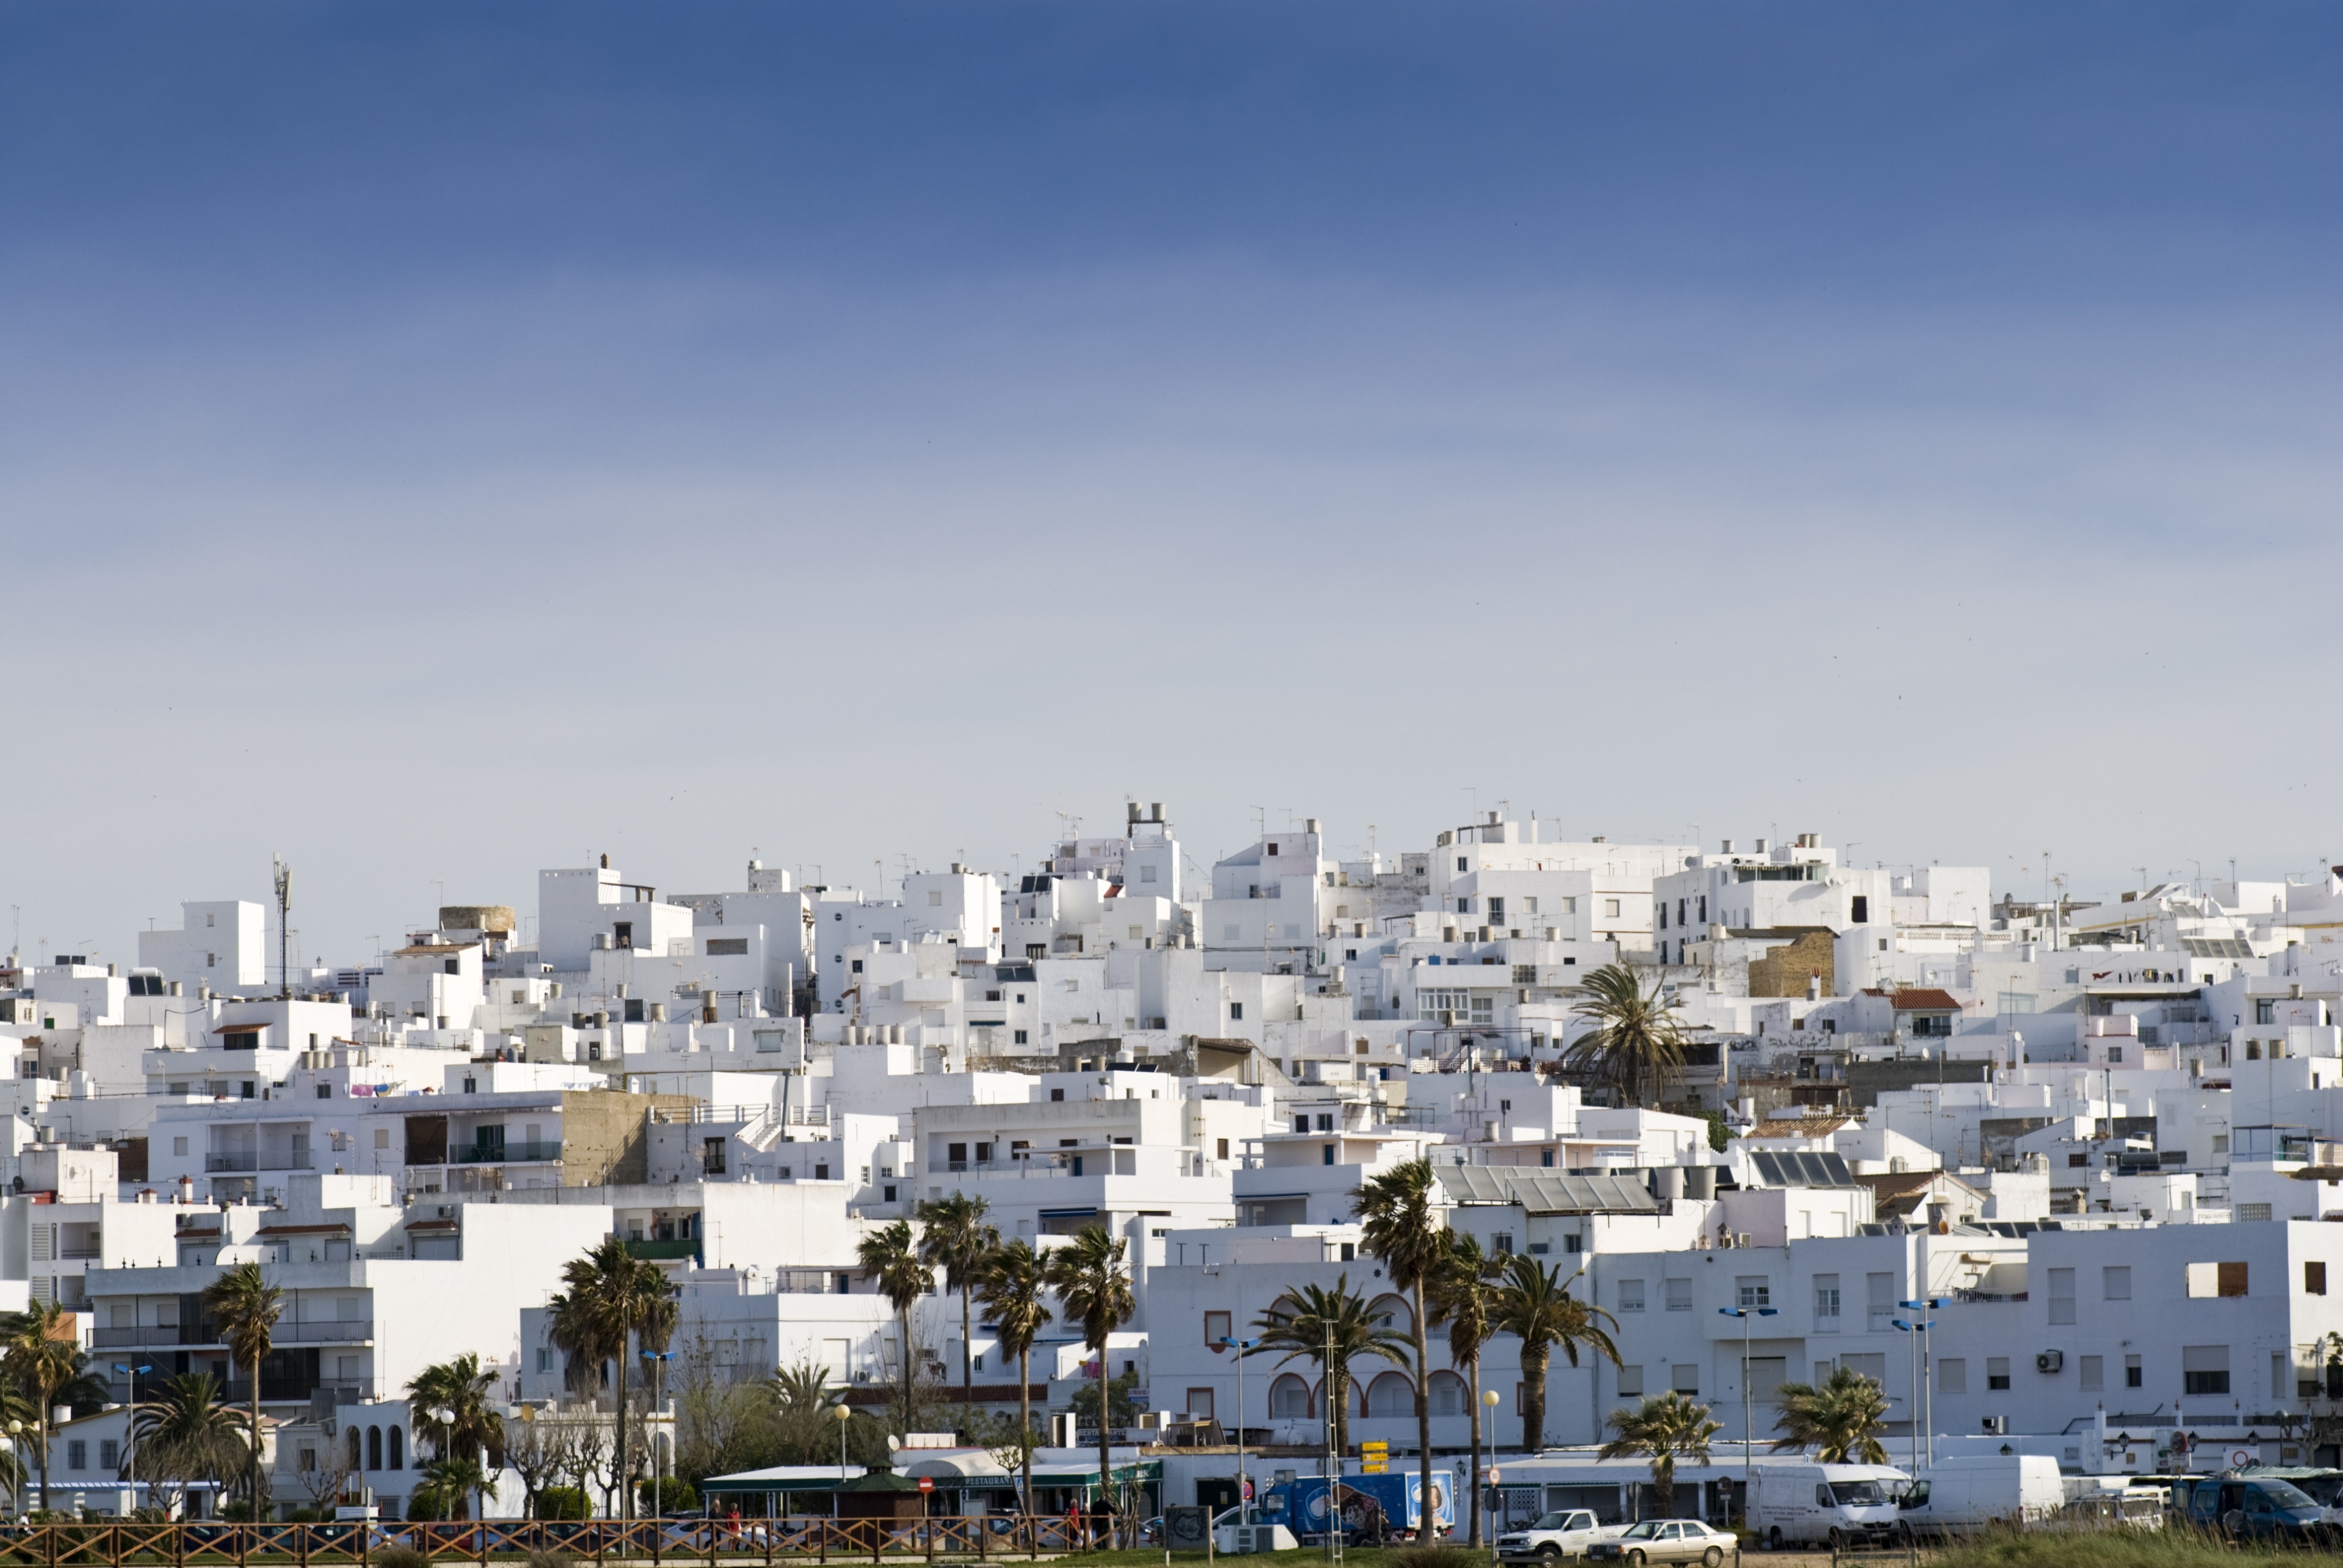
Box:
xmin=600 ymin=852 xmax=610 ymax=869
xmin=1721 ymin=839 xmax=1735 ymax=854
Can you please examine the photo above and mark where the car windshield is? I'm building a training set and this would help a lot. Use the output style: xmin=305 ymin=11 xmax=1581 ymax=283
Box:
xmin=1531 ymin=1514 xmax=1575 ymax=1530
xmin=1829 ymin=1482 xmax=1887 ymax=1505
xmin=2258 ymin=1483 xmax=2315 ymax=1510
xmin=1622 ymin=1523 xmax=1665 ymax=1539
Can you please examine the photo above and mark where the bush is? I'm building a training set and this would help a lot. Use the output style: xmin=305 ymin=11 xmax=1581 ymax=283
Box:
xmin=1391 ymin=1545 xmax=1488 ymax=1568
xmin=638 ymin=1478 xmax=700 ymax=1514
xmin=534 ymin=1486 xmax=590 ymax=1520
xmin=374 ymin=1548 xmax=431 ymax=1568
xmin=524 ymin=1551 xmax=574 ymax=1568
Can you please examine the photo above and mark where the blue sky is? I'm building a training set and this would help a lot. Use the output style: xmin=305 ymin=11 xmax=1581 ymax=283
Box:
xmin=2 ymin=2 xmax=2337 ymax=963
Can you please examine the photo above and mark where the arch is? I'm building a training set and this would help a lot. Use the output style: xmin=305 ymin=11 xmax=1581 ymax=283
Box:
xmin=347 ymin=1427 xmax=362 ymax=1471
xmin=387 ymin=1425 xmax=405 ymax=1470
xmin=1269 ymin=1373 xmax=1312 ymax=1418
xmin=1366 ymin=1293 xmax=1414 ymax=1336
xmin=1364 ymin=1370 xmax=1416 ymax=1418
xmin=1428 ymin=1370 xmax=1468 ymax=1416
xmin=367 ymin=1425 xmax=383 ymax=1472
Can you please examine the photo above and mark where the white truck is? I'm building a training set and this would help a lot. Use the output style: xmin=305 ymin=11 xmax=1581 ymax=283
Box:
xmin=1749 ymin=1461 xmax=1907 ymax=1550
xmin=1497 ymin=1509 xmax=1633 ymax=1561
xmin=1895 ymin=1455 xmax=2064 ymax=1537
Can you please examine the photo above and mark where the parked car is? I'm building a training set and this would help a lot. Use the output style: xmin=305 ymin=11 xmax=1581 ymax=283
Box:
xmin=1498 ymin=1509 xmax=1630 ymax=1561
xmin=2180 ymin=1476 xmax=2325 ymax=1543
xmin=1586 ymin=1519 xmax=1738 ymax=1567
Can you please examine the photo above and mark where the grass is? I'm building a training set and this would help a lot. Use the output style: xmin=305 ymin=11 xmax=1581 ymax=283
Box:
xmin=1047 ymin=1548 xmax=1406 ymax=1568
xmin=1930 ymin=1528 xmax=2304 ymax=1568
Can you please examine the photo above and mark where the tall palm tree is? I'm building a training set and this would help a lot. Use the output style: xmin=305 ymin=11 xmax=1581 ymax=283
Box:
xmin=1492 ymin=1256 xmax=1618 ymax=1453
xmin=408 ymin=1354 xmax=506 ymax=1520
xmin=1427 ymin=1233 xmax=1502 ymax=1544
xmin=1 ymin=1301 xmax=107 ymax=1511
xmin=1599 ymin=1393 xmax=1719 ymax=1518
xmin=1044 ymin=1225 xmax=1135 ymax=1547
xmin=1560 ymin=963 xmax=1689 ymax=1106
xmin=129 ymin=1373 xmax=253 ymax=1518
xmin=547 ymin=1235 xmax=677 ymax=1514
xmin=1354 ymin=1158 xmax=1445 ymax=1541
xmin=857 ymin=1219 xmax=930 ymax=1440
xmin=1770 ymin=1366 xmax=1891 ymax=1462
xmin=201 ymin=1264 xmax=284 ymax=1518
xmin=977 ymin=1239 xmax=1052 ymax=1517
xmin=915 ymin=1194 xmax=998 ymax=1417
xmin=1250 ymin=1277 xmax=1411 ymax=1460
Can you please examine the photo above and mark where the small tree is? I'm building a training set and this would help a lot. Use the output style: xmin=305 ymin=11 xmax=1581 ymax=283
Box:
xmin=203 ymin=1263 xmax=284 ymax=1519
xmin=1771 ymin=1367 xmax=1891 ymax=1462
xmin=1600 ymin=1393 xmax=1720 ymax=1518
xmin=1492 ymin=1256 xmax=1618 ymax=1452
xmin=1561 ymin=963 xmax=1689 ymax=1105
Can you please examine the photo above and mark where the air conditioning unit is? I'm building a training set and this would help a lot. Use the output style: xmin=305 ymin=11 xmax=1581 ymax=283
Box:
xmin=1981 ymin=1416 xmax=2007 ymax=1434
xmin=2037 ymin=1351 xmax=2064 ymax=1374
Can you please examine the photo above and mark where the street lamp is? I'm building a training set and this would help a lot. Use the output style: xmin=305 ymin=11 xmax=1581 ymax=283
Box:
xmin=1480 ymin=1392 xmax=1500 ymax=1552
xmin=112 ymin=1365 xmax=151 ymax=1516
xmin=1218 ymin=1338 xmax=1261 ymax=1525
xmin=640 ymin=1351 xmax=675 ymax=1519
xmin=1719 ymin=1306 xmax=1779 ymax=1522
xmin=1896 ymin=1301 xmax=1949 ymax=1468
xmin=832 ymin=1404 xmax=853 ymax=1519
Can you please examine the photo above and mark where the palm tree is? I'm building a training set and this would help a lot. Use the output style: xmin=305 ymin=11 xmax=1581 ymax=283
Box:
xmin=411 ymin=1453 xmax=498 ymax=1520
xmin=1427 ymin=1233 xmax=1502 ymax=1544
xmin=129 ymin=1373 xmax=253 ymax=1518
xmin=202 ymin=1262 xmax=283 ymax=1519
xmin=1250 ymin=1277 xmax=1411 ymax=1459
xmin=1492 ymin=1255 xmax=1618 ymax=1452
xmin=547 ymin=1235 xmax=677 ymax=1514
xmin=2 ymin=1301 xmax=109 ymax=1511
xmin=408 ymin=1354 xmax=506 ymax=1520
xmin=915 ymin=1193 xmax=998 ymax=1419
xmin=769 ymin=1361 xmax=843 ymax=1417
xmin=1044 ymin=1225 xmax=1135 ymax=1547
xmin=1600 ymin=1393 xmax=1720 ymax=1518
xmin=1771 ymin=1366 xmax=1891 ymax=1462
xmin=1354 ymin=1158 xmax=1445 ymax=1541
xmin=1560 ymin=963 xmax=1689 ymax=1106
xmin=857 ymin=1219 xmax=930 ymax=1440
xmin=978 ymin=1239 xmax=1052 ymax=1517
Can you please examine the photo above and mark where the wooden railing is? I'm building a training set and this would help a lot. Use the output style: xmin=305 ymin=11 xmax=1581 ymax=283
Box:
xmin=0 ymin=1516 xmax=1110 ymax=1566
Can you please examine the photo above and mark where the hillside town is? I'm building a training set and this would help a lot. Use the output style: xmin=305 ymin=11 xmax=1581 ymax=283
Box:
xmin=5 ymin=804 xmax=2343 ymax=1535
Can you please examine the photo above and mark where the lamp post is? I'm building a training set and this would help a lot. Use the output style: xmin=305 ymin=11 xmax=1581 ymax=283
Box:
xmin=832 ymin=1404 xmax=852 ymax=1519
xmin=640 ymin=1351 xmax=674 ymax=1519
xmin=113 ymin=1364 xmax=151 ymax=1516
xmin=1719 ymin=1305 xmax=1778 ymax=1522
xmin=1480 ymin=1391 xmax=1500 ymax=1555
xmin=1898 ymin=1300 xmax=1949 ymax=1468
xmin=1219 ymin=1337 xmax=1260 ymax=1525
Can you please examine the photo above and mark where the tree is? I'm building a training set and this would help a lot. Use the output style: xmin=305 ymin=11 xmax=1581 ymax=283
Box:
xmin=504 ymin=1407 xmax=580 ymax=1521
xmin=202 ymin=1262 xmax=284 ymax=1519
xmin=1354 ymin=1157 xmax=1446 ymax=1541
xmin=1492 ymin=1255 xmax=1618 ymax=1453
xmin=1250 ymin=1277 xmax=1411 ymax=1459
xmin=547 ymin=1235 xmax=677 ymax=1515
xmin=1771 ymin=1366 xmax=1891 ymax=1463
xmin=857 ymin=1219 xmax=930 ymax=1440
xmin=0 ymin=1301 xmax=107 ymax=1512
xmin=128 ymin=1372 xmax=251 ymax=1520
xmin=1599 ymin=1393 xmax=1720 ymax=1517
xmin=1427 ymin=1233 xmax=1503 ymax=1544
xmin=977 ymin=1239 xmax=1052 ymax=1516
xmin=410 ymin=1453 xmax=498 ymax=1520
xmin=408 ymin=1353 xmax=506 ymax=1521
xmin=1560 ymin=963 xmax=1689 ymax=1106
xmin=915 ymin=1193 xmax=998 ymax=1420
xmin=1044 ymin=1225 xmax=1135 ymax=1547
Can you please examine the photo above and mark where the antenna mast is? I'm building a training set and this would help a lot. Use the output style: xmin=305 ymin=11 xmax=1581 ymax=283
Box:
xmin=273 ymin=855 xmax=292 ymax=999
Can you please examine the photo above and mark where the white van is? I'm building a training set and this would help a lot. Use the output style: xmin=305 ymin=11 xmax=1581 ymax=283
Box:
xmin=1895 ymin=1455 xmax=2063 ymax=1537
xmin=1749 ymin=1462 xmax=1907 ymax=1550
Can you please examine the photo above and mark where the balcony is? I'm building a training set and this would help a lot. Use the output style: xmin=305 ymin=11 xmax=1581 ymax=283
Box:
xmin=451 ymin=1141 xmax=561 ymax=1164
xmin=204 ymin=1153 xmax=314 ymax=1172
xmin=280 ymin=1320 xmax=374 ymax=1343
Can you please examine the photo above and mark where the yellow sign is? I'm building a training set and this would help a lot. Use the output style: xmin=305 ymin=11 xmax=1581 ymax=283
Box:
xmin=1361 ymin=1440 xmax=1388 ymax=1473
xmin=1361 ymin=1441 xmax=1388 ymax=1453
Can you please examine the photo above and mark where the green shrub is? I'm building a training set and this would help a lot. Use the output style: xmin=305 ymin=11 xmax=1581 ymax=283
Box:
xmin=534 ymin=1486 xmax=590 ymax=1520
xmin=373 ymin=1547 xmax=431 ymax=1568
xmin=524 ymin=1550 xmax=574 ymax=1568
xmin=638 ymin=1478 xmax=700 ymax=1514
xmin=1391 ymin=1544 xmax=1488 ymax=1568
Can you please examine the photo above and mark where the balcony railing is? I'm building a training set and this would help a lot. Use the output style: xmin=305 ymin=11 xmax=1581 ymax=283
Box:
xmin=203 ymin=1153 xmax=314 ymax=1172
xmin=452 ymin=1141 xmax=561 ymax=1163
xmin=56 ymin=1245 xmax=102 ymax=1260
xmin=204 ymin=1154 xmax=257 ymax=1173
xmin=280 ymin=1320 xmax=374 ymax=1343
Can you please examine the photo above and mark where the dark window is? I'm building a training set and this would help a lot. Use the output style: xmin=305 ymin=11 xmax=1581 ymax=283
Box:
xmin=1322 ymin=1145 xmax=1336 ymax=1165
xmin=2126 ymin=1362 xmax=2143 ymax=1388
xmin=2309 ymin=1262 xmax=2328 ymax=1296
xmin=613 ymin=922 xmax=632 ymax=949
xmin=1229 ymin=1002 xmax=1243 ymax=1020
xmin=1015 ymin=1030 xmax=1029 ymax=1045
xmin=1851 ymin=896 xmax=1869 ymax=924
xmin=1294 ymin=1116 xmax=1309 ymax=1133
xmin=2184 ymin=1370 xmax=2229 ymax=1395
xmin=1048 ymin=1087 xmax=1063 ymax=1101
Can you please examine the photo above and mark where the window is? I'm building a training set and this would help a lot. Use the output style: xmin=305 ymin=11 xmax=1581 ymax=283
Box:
xmin=537 ymin=1348 xmax=554 ymax=1373
xmin=2239 ymin=1203 xmax=2273 ymax=1222
xmin=1736 ymin=1277 xmax=1770 ymax=1309
xmin=1986 ymin=1357 xmax=2011 ymax=1391
xmin=67 ymin=1441 xmax=86 ymax=1471
xmin=1229 ymin=1002 xmax=1243 ymax=1020
xmin=1813 ymin=1276 xmax=1841 ymax=1329
xmin=2125 ymin=1354 xmax=2142 ymax=1388
xmin=2309 ymin=1262 xmax=2328 ymax=1296
xmin=1938 ymin=1359 xmax=1966 ymax=1394
xmin=1456 ymin=857 xmax=1468 ymax=872
xmin=2212 ymin=1133 xmax=2228 ymax=1156
xmin=1866 ymin=1272 xmax=1895 ymax=1331
xmin=173 ymin=1137 xmax=189 ymax=1156
xmin=1665 ymin=1278 xmax=1692 ymax=1312
xmin=1671 ymin=1364 xmax=1699 ymax=1395
xmin=1186 ymin=1387 xmax=1215 ymax=1420
xmin=2048 ymin=1267 xmax=2076 ymax=1325
xmin=2103 ymin=1266 xmax=2131 ymax=1300
xmin=1323 ymin=1145 xmax=1336 ymax=1166
xmin=1015 ymin=1030 xmax=1029 ymax=1045
xmin=2185 ymin=1262 xmax=2248 ymax=1297
xmin=1139 ymin=865 xmax=1157 ymax=883
xmin=1617 ymin=1365 xmax=1644 ymax=1396
xmin=2079 ymin=1355 xmax=2103 ymax=1391
xmin=705 ymin=938 xmax=747 ymax=956
xmin=1618 ymin=1279 xmax=1646 ymax=1313
xmin=2183 ymin=1346 xmax=2229 ymax=1395
xmin=2256 ymin=999 xmax=2277 ymax=1025
xmin=1491 ymin=1232 xmax=1515 ymax=1256
xmin=1603 ymin=899 xmax=1621 ymax=919
xmin=1851 ymin=896 xmax=1869 ymax=924
xmin=1204 ymin=1311 xmax=1232 ymax=1348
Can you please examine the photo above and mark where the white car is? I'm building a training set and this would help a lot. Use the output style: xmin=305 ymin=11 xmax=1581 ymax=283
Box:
xmin=1586 ymin=1518 xmax=1739 ymax=1568
xmin=1497 ymin=1509 xmax=1630 ymax=1561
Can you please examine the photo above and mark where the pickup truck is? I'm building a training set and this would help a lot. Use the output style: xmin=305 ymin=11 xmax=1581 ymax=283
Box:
xmin=1497 ymin=1509 xmax=1630 ymax=1561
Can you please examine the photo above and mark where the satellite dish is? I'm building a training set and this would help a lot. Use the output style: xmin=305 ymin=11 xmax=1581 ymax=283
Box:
xmin=887 ymin=1434 xmax=901 ymax=1451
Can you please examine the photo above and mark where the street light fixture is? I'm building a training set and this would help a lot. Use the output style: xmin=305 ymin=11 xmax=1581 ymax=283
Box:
xmin=1719 ymin=1306 xmax=1779 ymax=1523
xmin=1481 ymin=1392 xmax=1502 ymax=1552
xmin=112 ymin=1365 xmax=152 ymax=1516
xmin=832 ymin=1403 xmax=853 ymax=1519
xmin=1218 ymin=1337 xmax=1261 ymax=1526
xmin=1896 ymin=1301 xmax=1949 ymax=1467
xmin=640 ymin=1351 xmax=675 ymax=1519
